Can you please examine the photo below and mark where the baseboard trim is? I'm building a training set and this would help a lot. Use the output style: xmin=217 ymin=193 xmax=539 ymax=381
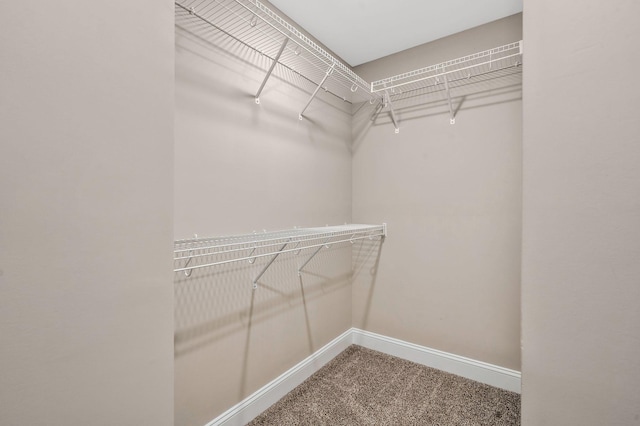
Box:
xmin=206 ymin=328 xmax=353 ymax=426
xmin=207 ymin=328 xmax=521 ymax=425
xmin=351 ymin=328 xmax=521 ymax=394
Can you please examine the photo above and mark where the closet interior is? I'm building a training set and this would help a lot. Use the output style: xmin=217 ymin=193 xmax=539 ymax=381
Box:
xmin=4 ymin=0 xmax=635 ymax=425
xmin=174 ymin=0 xmax=524 ymax=425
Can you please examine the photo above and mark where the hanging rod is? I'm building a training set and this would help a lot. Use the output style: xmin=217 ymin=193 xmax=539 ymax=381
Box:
xmin=174 ymin=224 xmax=386 ymax=278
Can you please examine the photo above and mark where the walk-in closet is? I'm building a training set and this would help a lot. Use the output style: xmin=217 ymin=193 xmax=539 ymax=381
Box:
xmin=174 ymin=0 xmax=522 ymax=423
xmin=2 ymin=1 xmax=639 ymax=425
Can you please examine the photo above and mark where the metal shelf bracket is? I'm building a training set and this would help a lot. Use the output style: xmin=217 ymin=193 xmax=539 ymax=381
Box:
xmin=255 ymin=37 xmax=288 ymax=105
xmin=183 ymin=250 xmax=194 ymax=277
xmin=299 ymin=63 xmax=335 ymax=120
xmin=252 ymin=239 xmax=290 ymax=289
xmin=443 ymin=75 xmax=456 ymax=124
xmin=384 ymin=92 xmax=400 ymax=133
xmin=370 ymin=99 xmax=384 ymax=122
xmin=298 ymin=237 xmax=330 ymax=275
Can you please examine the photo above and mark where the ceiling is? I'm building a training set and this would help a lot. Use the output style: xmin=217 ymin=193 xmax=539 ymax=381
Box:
xmin=268 ymin=0 xmax=523 ymax=67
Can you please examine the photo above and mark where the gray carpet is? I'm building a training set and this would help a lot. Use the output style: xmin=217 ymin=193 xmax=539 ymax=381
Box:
xmin=249 ymin=345 xmax=520 ymax=425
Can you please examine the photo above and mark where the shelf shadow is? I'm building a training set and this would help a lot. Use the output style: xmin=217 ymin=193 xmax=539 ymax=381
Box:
xmin=351 ymin=237 xmax=385 ymax=329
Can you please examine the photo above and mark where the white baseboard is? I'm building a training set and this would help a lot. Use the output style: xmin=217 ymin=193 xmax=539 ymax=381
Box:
xmin=207 ymin=328 xmax=353 ymax=426
xmin=351 ymin=328 xmax=521 ymax=394
xmin=207 ymin=328 xmax=521 ymax=425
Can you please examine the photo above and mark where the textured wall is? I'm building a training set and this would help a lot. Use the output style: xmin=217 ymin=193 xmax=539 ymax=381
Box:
xmin=174 ymin=17 xmax=354 ymax=425
xmin=0 ymin=1 xmax=175 ymax=425
xmin=521 ymin=1 xmax=640 ymax=424
xmin=351 ymin=14 xmax=523 ymax=371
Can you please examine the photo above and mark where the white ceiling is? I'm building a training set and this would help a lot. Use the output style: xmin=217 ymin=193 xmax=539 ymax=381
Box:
xmin=268 ymin=0 xmax=523 ymax=66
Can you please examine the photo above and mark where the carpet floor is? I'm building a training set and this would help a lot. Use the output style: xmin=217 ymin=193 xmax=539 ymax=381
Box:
xmin=248 ymin=345 xmax=520 ymax=425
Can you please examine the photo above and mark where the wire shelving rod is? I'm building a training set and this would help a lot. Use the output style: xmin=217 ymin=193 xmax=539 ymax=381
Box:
xmin=174 ymin=224 xmax=387 ymax=278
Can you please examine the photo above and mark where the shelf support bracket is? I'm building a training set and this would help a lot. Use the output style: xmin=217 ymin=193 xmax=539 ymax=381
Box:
xmin=370 ymin=100 xmax=384 ymax=122
xmin=298 ymin=238 xmax=331 ymax=275
xmin=299 ymin=63 xmax=335 ymax=120
xmin=384 ymin=91 xmax=400 ymax=133
xmin=183 ymin=250 xmax=194 ymax=277
xmin=443 ymin=75 xmax=456 ymax=124
xmin=252 ymin=240 xmax=290 ymax=289
xmin=255 ymin=37 xmax=288 ymax=105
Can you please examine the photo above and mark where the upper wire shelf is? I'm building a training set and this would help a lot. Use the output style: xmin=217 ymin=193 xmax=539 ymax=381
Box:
xmin=175 ymin=0 xmax=380 ymax=107
xmin=175 ymin=1 xmax=522 ymax=131
xmin=371 ymin=41 xmax=523 ymax=94
xmin=174 ymin=224 xmax=386 ymax=288
xmin=370 ymin=40 xmax=522 ymax=131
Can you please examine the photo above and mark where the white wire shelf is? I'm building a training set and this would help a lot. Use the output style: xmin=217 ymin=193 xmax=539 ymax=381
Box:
xmin=175 ymin=0 xmax=380 ymax=111
xmin=370 ymin=40 xmax=522 ymax=130
xmin=175 ymin=1 xmax=523 ymax=131
xmin=174 ymin=224 xmax=386 ymax=287
xmin=371 ymin=41 xmax=522 ymax=94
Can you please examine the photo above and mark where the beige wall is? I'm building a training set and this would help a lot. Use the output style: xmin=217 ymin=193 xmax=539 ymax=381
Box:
xmin=174 ymin=19 xmax=354 ymax=425
xmin=0 ymin=1 xmax=175 ymax=425
xmin=13 ymin=2 xmax=640 ymax=424
xmin=522 ymin=1 xmax=640 ymax=424
xmin=351 ymin=14 xmax=523 ymax=371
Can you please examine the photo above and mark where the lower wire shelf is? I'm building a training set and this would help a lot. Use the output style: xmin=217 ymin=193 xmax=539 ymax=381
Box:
xmin=174 ymin=223 xmax=386 ymax=288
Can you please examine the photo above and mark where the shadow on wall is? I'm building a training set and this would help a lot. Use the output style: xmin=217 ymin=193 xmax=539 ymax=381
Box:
xmin=351 ymin=238 xmax=384 ymax=329
xmin=175 ymin=243 xmax=351 ymax=358
xmin=352 ymin=66 xmax=523 ymax=152
xmin=174 ymin=237 xmax=385 ymax=355
xmin=174 ymin=237 xmax=384 ymax=399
